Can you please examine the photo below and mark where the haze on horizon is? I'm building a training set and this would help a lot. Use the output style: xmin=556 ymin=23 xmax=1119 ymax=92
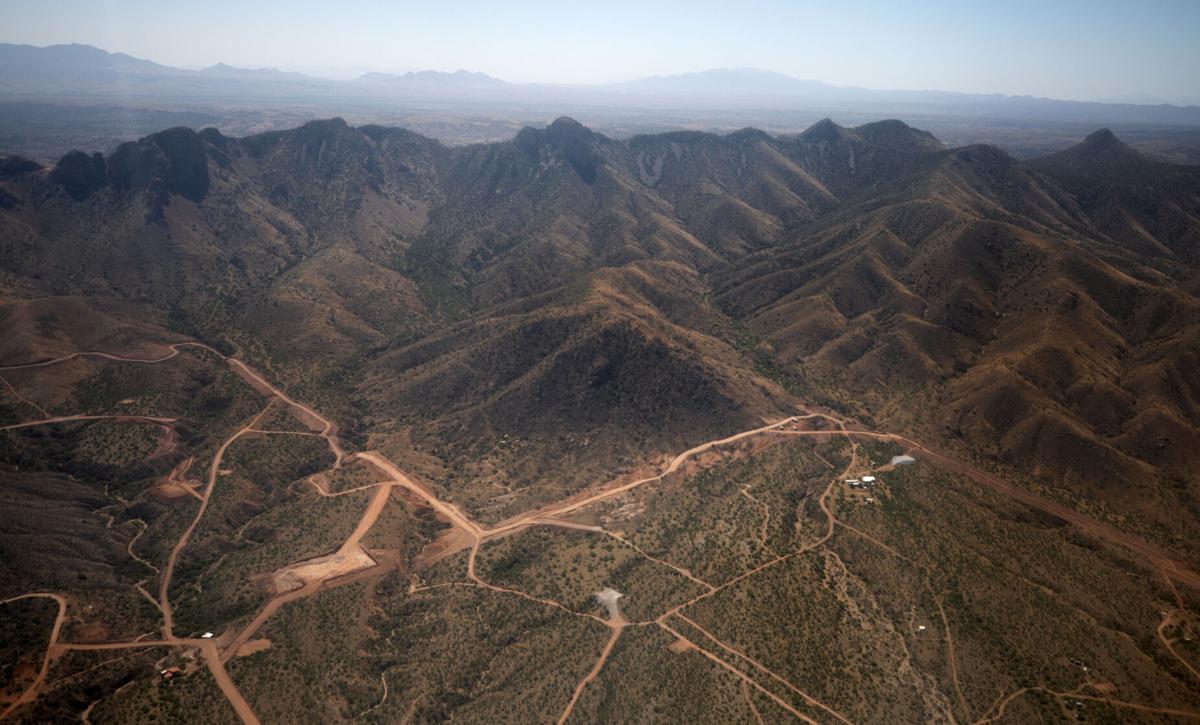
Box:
xmin=2 ymin=0 xmax=1198 ymax=105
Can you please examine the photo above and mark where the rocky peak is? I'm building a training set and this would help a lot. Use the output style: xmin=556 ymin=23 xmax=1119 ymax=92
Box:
xmin=800 ymin=118 xmax=846 ymax=144
xmin=515 ymin=117 xmax=605 ymax=184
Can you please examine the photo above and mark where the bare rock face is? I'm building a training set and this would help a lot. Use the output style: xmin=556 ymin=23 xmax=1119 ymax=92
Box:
xmin=107 ymin=126 xmax=211 ymax=218
xmin=515 ymin=116 xmax=606 ymax=183
xmin=50 ymin=150 xmax=107 ymax=201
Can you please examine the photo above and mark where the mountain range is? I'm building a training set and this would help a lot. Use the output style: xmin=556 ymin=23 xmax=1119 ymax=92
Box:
xmin=3 ymin=43 xmax=1199 ymax=126
xmin=2 ymin=84 xmax=1200 ymax=722
xmin=2 ymin=114 xmax=1198 ymax=549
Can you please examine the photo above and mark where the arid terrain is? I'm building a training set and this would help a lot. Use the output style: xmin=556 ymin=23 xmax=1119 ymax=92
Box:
xmin=1 ymin=114 xmax=1199 ymax=723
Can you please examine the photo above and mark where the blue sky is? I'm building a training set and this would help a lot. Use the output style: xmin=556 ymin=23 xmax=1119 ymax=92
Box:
xmin=2 ymin=0 xmax=1198 ymax=103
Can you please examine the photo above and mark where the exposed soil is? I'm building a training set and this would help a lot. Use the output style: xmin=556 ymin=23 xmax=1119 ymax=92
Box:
xmin=234 ymin=639 xmax=271 ymax=658
xmin=271 ymin=547 xmax=377 ymax=593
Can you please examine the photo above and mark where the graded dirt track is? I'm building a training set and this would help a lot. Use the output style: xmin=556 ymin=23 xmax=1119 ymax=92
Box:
xmin=4 ymin=343 xmax=1200 ymax=723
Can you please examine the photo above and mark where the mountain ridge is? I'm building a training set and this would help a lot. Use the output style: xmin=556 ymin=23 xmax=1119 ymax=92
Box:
xmin=2 ymin=118 xmax=1197 ymax=543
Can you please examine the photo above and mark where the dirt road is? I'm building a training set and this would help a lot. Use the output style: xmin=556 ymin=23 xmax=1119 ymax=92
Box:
xmin=0 ymin=593 xmax=67 ymax=720
xmin=0 ymin=343 xmax=345 ymax=462
xmin=218 ymin=355 xmax=346 ymax=466
xmin=1157 ymin=610 xmax=1200 ymax=681
xmin=159 ymin=401 xmax=274 ymax=639
xmin=0 ymin=374 xmax=48 ymax=417
xmin=894 ymin=436 xmax=1200 ymax=591
xmin=971 ymin=685 xmax=1200 ymax=724
xmin=492 ymin=417 xmax=805 ymax=533
xmin=339 ymin=483 xmax=393 ymax=553
xmin=770 ymin=426 xmax=1200 ymax=590
xmin=675 ymin=612 xmax=854 ymax=725
xmin=557 ymin=625 xmax=623 ymax=725
xmin=657 ymin=619 xmax=820 ymax=724
xmin=357 ymin=452 xmax=482 ymax=537
xmin=0 ymin=348 xmax=180 ymax=370
xmin=199 ymin=641 xmax=260 ymax=725
xmin=0 ymin=414 xmax=175 ymax=431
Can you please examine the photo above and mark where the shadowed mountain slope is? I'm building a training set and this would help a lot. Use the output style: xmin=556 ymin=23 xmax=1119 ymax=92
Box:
xmin=1029 ymin=128 xmax=1200 ymax=265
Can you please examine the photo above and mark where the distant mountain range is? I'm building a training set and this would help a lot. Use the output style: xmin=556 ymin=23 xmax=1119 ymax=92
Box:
xmin=607 ymin=68 xmax=840 ymax=97
xmin=197 ymin=63 xmax=311 ymax=81
xmin=358 ymin=69 xmax=505 ymax=85
xmin=2 ymin=43 xmax=1199 ymax=127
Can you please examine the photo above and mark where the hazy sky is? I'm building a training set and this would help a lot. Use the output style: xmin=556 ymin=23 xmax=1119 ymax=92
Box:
xmin=3 ymin=0 xmax=1198 ymax=103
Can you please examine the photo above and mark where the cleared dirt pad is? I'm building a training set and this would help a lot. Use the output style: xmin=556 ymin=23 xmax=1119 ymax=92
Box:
xmin=271 ymin=546 xmax=377 ymax=593
xmin=235 ymin=639 xmax=272 ymax=657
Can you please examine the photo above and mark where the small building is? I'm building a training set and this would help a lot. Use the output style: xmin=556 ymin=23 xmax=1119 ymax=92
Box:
xmin=201 ymin=632 xmax=214 ymax=639
xmin=862 ymin=476 xmax=876 ymax=483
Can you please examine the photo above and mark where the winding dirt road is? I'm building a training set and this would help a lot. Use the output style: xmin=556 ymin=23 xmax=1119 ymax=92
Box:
xmin=491 ymin=416 xmax=809 ymax=534
xmin=158 ymin=400 xmax=275 ymax=640
xmin=1158 ymin=610 xmax=1200 ymax=682
xmin=0 ymin=374 xmax=49 ymax=417
xmin=0 ymin=593 xmax=66 ymax=720
xmin=0 ymin=349 xmax=181 ymax=371
xmin=0 ymin=414 xmax=175 ymax=431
